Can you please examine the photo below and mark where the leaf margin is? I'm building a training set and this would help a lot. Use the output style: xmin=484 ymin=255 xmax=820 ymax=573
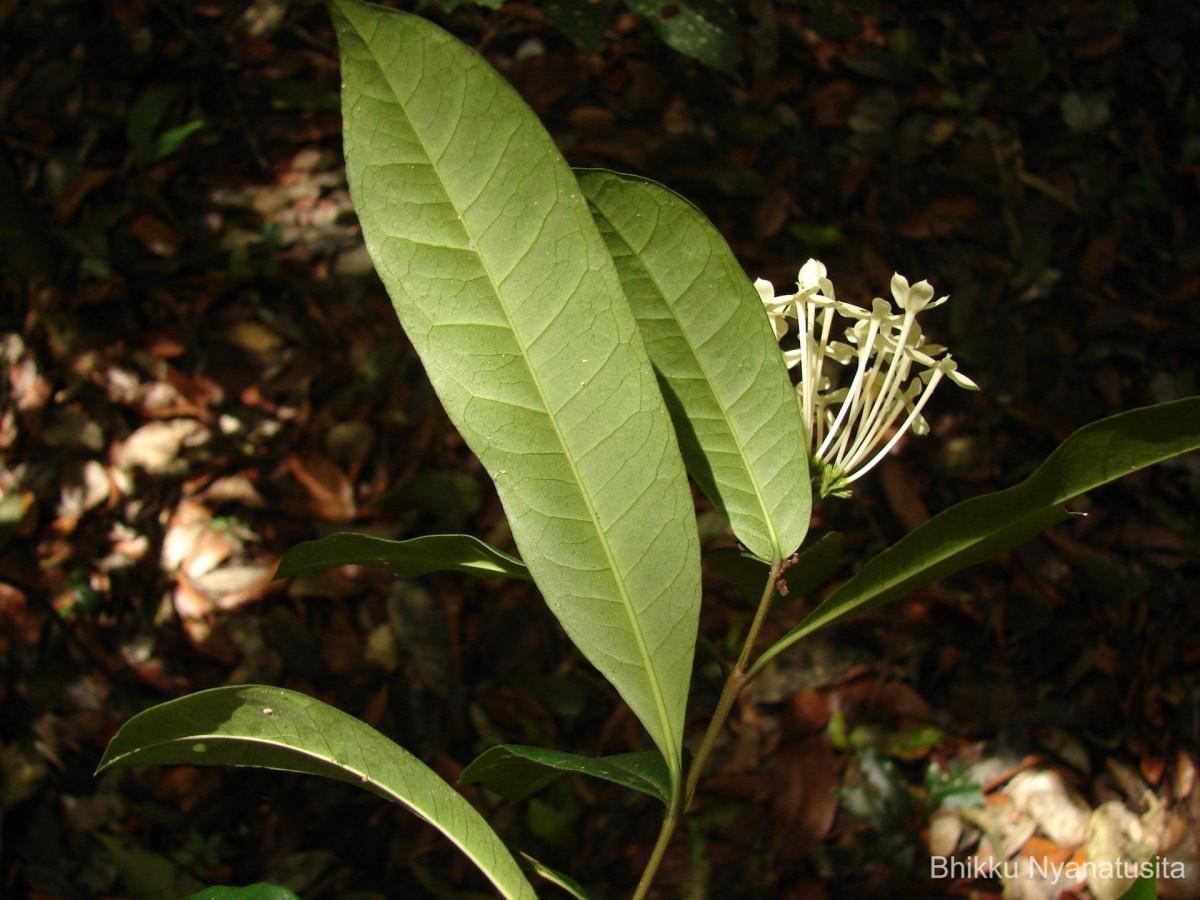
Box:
xmin=98 ymin=684 xmax=537 ymax=900
xmin=751 ymin=397 xmax=1200 ymax=675
xmin=579 ymin=168 xmax=811 ymax=562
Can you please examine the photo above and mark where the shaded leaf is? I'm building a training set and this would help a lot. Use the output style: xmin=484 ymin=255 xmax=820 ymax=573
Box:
xmin=183 ymin=886 xmax=302 ymax=900
xmin=96 ymin=833 xmax=206 ymax=899
xmin=1062 ymin=92 xmax=1111 ymax=131
xmin=285 ymin=451 xmax=355 ymax=522
xmin=277 ymin=532 xmax=530 ymax=581
xmin=543 ymin=0 xmax=611 ymax=53
xmin=752 ymin=398 xmax=1200 ymax=675
xmin=98 ymin=685 xmax=536 ymax=900
xmin=580 ymin=170 xmax=810 ymax=561
xmin=127 ymin=85 xmax=181 ymax=156
xmin=330 ymin=0 xmax=700 ymax=787
xmin=460 ymin=745 xmax=670 ymax=805
xmin=625 ymin=0 xmax=742 ymax=74
xmin=146 ymin=120 xmax=204 ymax=163
xmin=521 ymin=854 xmax=606 ymax=900
xmin=1118 ymin=871 xmax=1158 ymax=900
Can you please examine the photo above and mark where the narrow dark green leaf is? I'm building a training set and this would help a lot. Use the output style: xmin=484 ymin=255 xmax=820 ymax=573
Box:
xmin=521 ymin=854 xmax=606 ymax=900
xmin=330 ymin=0 xmax=700 ymax=788
xmin=276 ymin=532 xmax=530 ymax=581
xmin=98 ymin=686 xmax=536 ymax=900
xmin=460 ymin=745 xmax=671 ymax=805
xmin=146 ymin=120 xmax=204 ymax=162
xmin=580 ymin=170 xmax=811 ymax=561
xmin=127 ymin=85 xmax=179 ymax=154
xmin=751 ymin=398 xmax=1200 ymax=675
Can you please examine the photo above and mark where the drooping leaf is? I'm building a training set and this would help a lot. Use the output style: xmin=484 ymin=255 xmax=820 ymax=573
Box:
xmin=580 ymin=170 xmax=810 ymax=562
xmin=751 ymin=397 xmax=1200 ymax=675
xmin=329 ymin=0 xmax=700 ymax=787
xmin=98 ymin=685 xmax=536 ymax=900
xmin=521 ymin=854 xmax=606 ymax=900
xmin=625 ymin=0 xmax=742 ymax=74
xmin=460 ymin=745 xmax=671 ymax=805
xmin=277 ymin=532 xmax=530 ymax=581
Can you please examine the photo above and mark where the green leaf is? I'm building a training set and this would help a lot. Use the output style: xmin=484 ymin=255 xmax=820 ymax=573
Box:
xmin=127 ymin=85 xmax=180 ymax=156
xmin=98 ymin=685 xmax=536 ymax=900
xmin=329 ymin=0 xmax=700 ymax=787
xmin=751 ymin=397 xmax=1200 ymax=675
xmin=705 ymin=532 xmax=845 ymax=607
xmin=625 ymin=0 xmax=742 ymax=74
xmin=460 ymin=745 xmax=671 ymax=805
xmin=580 ymin=171 xmax=810 ymax=561
xmin=1119 ymin=870 xmax=1158 ymax=900
xmin=183 ymin=886 xmax=301 ymax=900
xmin=521 ymin=854 xmax=606 ymax=900
xmin=543 ymin=0 xmax=611 ymax=53
xmin=96 ymin=833 xmax=205 ymax=899
xmin=146 ymin=120 xmax=204 ymax=162
xmin=125 ymin=85 xmax=202 ymax=162
xmin=276 ymin=532 xmax=530 ymax=581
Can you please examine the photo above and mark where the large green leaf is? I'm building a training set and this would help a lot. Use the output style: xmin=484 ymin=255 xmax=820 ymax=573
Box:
xmin=330 ymin=0 xmax=700 ymax=786
xmin=277 ymin=532 xmax=530 ymax=581
xmin=580 ymin=171 xmax=810 ymax=562
xmin=751 ymin=397 xmax=1200 ymax=675
xmin=460 ymin=745 xmax=671 ymax=805
xmin=97 ymin=686 xmax=536 ymax=900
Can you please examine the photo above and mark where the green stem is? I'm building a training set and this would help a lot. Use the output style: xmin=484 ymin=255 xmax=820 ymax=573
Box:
xmin=632 ymin=557 xmax=782 ymax=897
xmin=683 ymin=555 xmax=782 ymax=810
xmin=632 ymin=796 xmax=681 ymax=900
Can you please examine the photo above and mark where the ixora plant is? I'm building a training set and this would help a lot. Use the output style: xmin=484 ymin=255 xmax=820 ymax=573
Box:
xmin=98 ymin=1 xmax=1200 ymax=897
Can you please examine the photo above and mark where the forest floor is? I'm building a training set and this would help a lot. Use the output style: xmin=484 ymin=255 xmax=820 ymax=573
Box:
xmin=2 ymin=1 xmax=1200 ymax=897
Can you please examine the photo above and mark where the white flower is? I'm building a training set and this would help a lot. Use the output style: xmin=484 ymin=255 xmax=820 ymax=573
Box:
xmin=760 ymin=259 xmax=979 ymax=498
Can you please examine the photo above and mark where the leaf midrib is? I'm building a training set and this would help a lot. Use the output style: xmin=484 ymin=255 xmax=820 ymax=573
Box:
xmin=349 ymin=17 xmax=680 ymax=781
xmin=611 ymin=209 xmax=782 ymax=562
xmin=119 ymin=733 xmax=504 ymax=886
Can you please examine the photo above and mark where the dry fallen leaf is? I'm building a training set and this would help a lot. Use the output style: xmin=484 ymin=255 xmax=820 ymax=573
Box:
xmin=769 ymin=736 xmax=841 ymax=862
xmin=128 ymin=213 xmax=183 ymax=257
xmin=116 ymin=418 xmax=211 ymax=476
xmin=1006 ymin=769 xmax=1091 ymax=847
xmin=286 ymin=450 xmax=356 ymax=521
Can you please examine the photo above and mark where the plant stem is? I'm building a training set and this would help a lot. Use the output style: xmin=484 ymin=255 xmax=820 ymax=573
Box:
xmin=684 ymin=555 xmax=782 ymax=809
xmin=632 ymin=557 xmax=781 ymax=898
xmin=632 ymin=797 xmax=681 ymax=900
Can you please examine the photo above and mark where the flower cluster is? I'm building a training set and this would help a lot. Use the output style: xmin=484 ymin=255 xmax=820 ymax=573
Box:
xmin=758 ymin=259 xmax=978 ymax=498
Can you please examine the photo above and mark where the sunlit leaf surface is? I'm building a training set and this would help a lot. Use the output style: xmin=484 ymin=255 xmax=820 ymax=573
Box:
xmin=98 ymin=685 xmax=536 ymax=900
xmin=582 ymin=171 xmax=810 ymax=562
xmin=329 ymin=0 xmax=701 ymax=786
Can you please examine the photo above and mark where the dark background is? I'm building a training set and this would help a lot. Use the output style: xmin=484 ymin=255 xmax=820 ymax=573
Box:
xmin=2 ymin=0 xmax=1199 ymax=897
